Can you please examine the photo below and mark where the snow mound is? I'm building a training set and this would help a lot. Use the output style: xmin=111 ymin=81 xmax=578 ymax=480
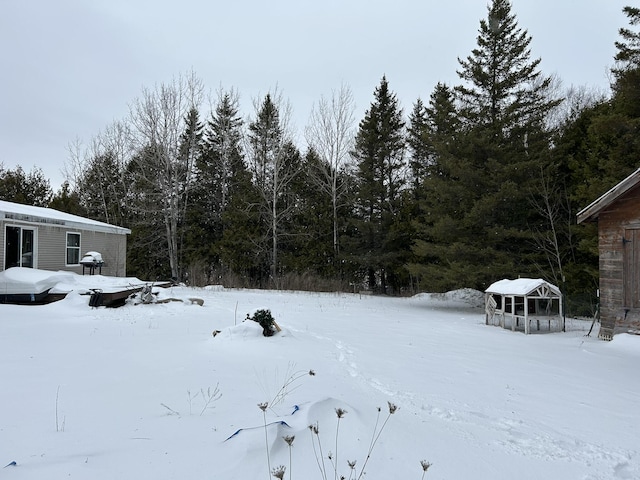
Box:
xmin=214 ymin=320 xmax=268 ymax=340
xmin=0 ymin=267 xmax=75 ymax=294
xmin=413 ymin=288 xmax=484 ymax=308
xmin=203 ymin=285 xmax=224 ymax=291
xmin=608 ymin=333 xmax=640 ymax=355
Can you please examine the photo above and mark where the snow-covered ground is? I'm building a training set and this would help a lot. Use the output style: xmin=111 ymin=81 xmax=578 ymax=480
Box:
xmin=1 ymin=280 xmax=638 ymax=479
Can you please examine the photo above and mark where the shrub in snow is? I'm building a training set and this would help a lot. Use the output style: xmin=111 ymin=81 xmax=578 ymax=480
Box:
xmin=248 ymin=309 xmax=277 ymax=336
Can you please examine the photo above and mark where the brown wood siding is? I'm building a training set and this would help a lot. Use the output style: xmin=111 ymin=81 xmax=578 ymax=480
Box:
xmin=597 ymin=183 xmax=640 ymax=338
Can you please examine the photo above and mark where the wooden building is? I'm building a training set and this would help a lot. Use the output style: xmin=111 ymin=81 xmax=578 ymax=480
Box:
xmin=1 ymin=200 xmax=130 ymax=277
xmin=577 ymin=167 xmax=640 ymax=340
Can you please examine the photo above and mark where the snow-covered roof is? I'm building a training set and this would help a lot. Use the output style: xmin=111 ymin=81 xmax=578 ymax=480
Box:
xmin=0 ymin=200 xmax=130 ymax=235
xmin=576 ymin=167 xmax=640 ymax=224
xmin=485 ymin=278 xmax=561 ymax=297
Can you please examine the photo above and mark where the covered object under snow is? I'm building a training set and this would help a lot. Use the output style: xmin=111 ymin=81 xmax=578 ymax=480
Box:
xmin=0 ymin=267 xmax=75 ymax=303
xmin=485 ymin=278 xmax=564 ymax=334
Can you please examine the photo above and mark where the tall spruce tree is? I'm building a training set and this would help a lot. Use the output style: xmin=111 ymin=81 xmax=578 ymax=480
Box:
xmin=247 ymin=93 xmax=300 ymax=286
xmin=615 ymin=6 xmax=640 ymax=69
xmin=407 ymin=83 xmax=460 ymax=202
xmin=456 ymin=0 xmax=557 ymax=136
xmin=414 ymin=0 xmax=559 ymax=291
xmin=186 ymin=90 xmax=244 ymax=280
xmin=176 ymin=106 xmax=204 ymax=280
xmin=407 ymin=98 xmax=430 ymax=196
xmin=613 ymin=6 xmax=640 ymax=118
xmin=349 ymin=76 xmax=406 ymax=292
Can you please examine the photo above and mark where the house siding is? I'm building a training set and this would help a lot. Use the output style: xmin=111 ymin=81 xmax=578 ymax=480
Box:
xmin=596 ymin=184 xmax=640 ymax=339
xmin=32 ymin=226 xmax=126 ymax=276
xmin=1 ymin=213 xmax=128 ymax=277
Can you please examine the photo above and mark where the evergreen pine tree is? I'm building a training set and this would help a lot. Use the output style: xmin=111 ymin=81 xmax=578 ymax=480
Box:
xmin=554 ymin=5 xmax=640 ymax=308
xmin=0 ymin=165 xmax=52 ymax=207
xmin=247 ymin=93 xmax=300 ymax=287
xmin=281 ymin=147 xmax=340 ymax=279
xmin=614 ymin=6 xmax=640 ymax=69
xmin=613 ymin=6 xmax=640 ymax=117
xmin=406 ymin=98 xmax=430 ymax=196
xmin=414 ymin=0 xmax=560 ymax=291
xmin=49 ymin=181 xmax=86 ymax=216
xmin=177 ymin=106 xmax=205 ymax=279
xmin=349 ymin=76 xmax=406 ymax=292
xmin=186 ymin=91 xmax=243 ymax=281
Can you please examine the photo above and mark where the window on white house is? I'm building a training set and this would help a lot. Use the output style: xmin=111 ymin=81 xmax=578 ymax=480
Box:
xmin=66 ymin=233 xmax=81 ymax=265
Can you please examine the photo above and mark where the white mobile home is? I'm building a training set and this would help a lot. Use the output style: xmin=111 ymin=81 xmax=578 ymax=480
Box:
xmin=0 ymin=200 xmax=130 ymax=277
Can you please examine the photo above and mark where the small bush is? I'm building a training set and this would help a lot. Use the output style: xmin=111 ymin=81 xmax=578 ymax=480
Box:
xmin=249 ymin=309 xmax=277 ymax=337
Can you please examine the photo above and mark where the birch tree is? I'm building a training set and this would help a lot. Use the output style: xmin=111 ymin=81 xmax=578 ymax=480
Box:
xmin=128 ymin=71 xmax=205 ymax=280
xmin=246 ymin=91 xmax=300 ymax=286
xmin=305 ymin=83 xmax=356 ymax=257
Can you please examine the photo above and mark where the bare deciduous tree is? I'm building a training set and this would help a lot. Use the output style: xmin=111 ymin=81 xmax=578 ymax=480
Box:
xmin=305 ymin=83 xmax=356 ymax=256
xmin=546 ymin=81 xmax=608 ymax=131
xmin=530 ymin=165 xmax=574 ymax=288
xmin=128 ymin=71 xmax=205 ymax=280
xmin=65 ymin=120 xmax=133 ymax=226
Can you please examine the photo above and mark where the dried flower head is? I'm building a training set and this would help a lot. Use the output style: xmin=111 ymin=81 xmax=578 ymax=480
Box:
xmin=283 ymin=435 xmax=295 ymax=446
xmin=258 ymin=402 xmax=268 ymax=412
xmin=335 ymin=407 xmax=347 ymax=418
xmin=271 ymin=465 xmax=286 ymax=479
xmin=309 ymin=369 xmax=316 ymax=376
xmin=347 ymin=460 xmax=357 ymax=470
xmin=420 ymin=460 xmax=432 ymax=472
xmin=388 ymin=401 xmax=398 ymax=414
xmin=327 ymin=451 xmax=333 ymax=460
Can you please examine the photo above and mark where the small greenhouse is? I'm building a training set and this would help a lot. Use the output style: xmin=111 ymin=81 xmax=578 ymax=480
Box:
xmin=485 ymin=278 xmax=564 ymax=334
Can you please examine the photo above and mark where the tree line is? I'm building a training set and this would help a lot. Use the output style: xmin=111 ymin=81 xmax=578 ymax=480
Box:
xmin=2 ymin=1 xmax=639 ymax=312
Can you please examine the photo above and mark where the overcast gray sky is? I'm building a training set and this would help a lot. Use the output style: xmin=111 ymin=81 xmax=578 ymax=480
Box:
xmin=0 ymin=0 xmax=628 ymax=190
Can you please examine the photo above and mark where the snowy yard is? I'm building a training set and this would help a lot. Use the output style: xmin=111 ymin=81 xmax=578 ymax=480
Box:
xmin=1 ymin=282 xmax=638 ymax=479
